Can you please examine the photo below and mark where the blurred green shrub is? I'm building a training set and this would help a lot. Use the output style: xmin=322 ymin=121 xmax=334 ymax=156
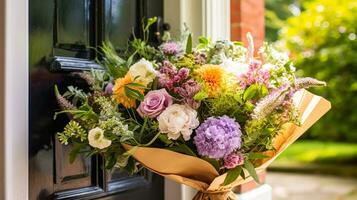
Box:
xmin=279 ymin=0 xmax=357 ymax=142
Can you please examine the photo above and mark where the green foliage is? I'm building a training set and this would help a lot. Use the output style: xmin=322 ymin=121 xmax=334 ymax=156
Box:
xmin=58 ymin=121 xmax=87 ymax=145
xmin=243 ymin=159 xmax=260 ymax=184
xmin=99 ymin=42 xmax=128 ymax=79
xmin=275 ymin=140 xmax=357 ymax=165
xmin=185 ymin=34 xmax=193 ymax=54
xmin=63 ymin=86 xmax=88 ymax=106
xmin=223 ymin=166 xmax=242 ymax=186
xmin=280 ymin=0 xmax=357 ymax=142
xmin=265 ymin=0 xmax=302 ymax=42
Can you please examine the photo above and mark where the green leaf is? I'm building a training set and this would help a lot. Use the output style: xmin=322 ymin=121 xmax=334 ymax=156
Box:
xmin=247 ymin=153 xmax=269 ymax=159
xmin=202 ymin=157 xmax=220 ymax=172
xmin=259 ymin=85 xmax=269 ymax=97
xmin=198 ymin=36 xmax=209 ymax=45
xmin=222 ymin=166 xmax=242 ymax=186
xmin=126 ymin=82 xmax=147 ymax=89
xmin=244 ymin=160 xmax=260 ymax=184
xmin=240 ymin=169 xmax=246 ymax=180
xmin=124 ymin=86 xmax=144 ymax=101
xmin=167 ymin=143 xmax=196 ymax=157
xmin=69 ymin=143 xmax=85 ymax=164
xmin=244 ymin=101 xmax=255 ymax=112
xmin=243 ymin=84 xmax=259 ymax=101
xmin=141 ymin=132 xmax=161 ymax=147
xmin=106 ymin=153 xmax=118 ymax=169
xmin=158 ymin=134 xmax=174 ymax=145
xmin=186 ymin=34 xmax=192 ymax=54
xmin=193 ymin=91 xmax=208 ymax=101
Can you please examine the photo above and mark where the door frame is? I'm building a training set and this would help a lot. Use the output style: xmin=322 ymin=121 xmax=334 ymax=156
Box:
xmin=0 ymin=0 xmax=230 ymax=199
xmin=0 ymin=0 xmax=29 ymax=199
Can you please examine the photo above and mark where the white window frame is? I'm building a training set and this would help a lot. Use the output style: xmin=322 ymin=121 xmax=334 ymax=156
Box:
xmin=0 ymin=0 xmax=29 ymax=199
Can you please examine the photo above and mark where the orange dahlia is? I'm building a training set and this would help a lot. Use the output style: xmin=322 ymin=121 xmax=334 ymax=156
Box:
xmin=195 ymin=64 xmax=225 ymax=97
xmin=112 ymin=74 xmax=144 ymax=108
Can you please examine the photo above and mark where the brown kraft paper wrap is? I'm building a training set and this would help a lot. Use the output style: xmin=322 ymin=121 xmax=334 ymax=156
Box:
xmin=124 ymin=89 xmax=331 ymax=200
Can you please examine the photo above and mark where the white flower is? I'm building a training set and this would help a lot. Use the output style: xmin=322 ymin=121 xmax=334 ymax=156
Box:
xmin=220 ymin=58 xmax=249 ymax=77
xmin=157 ymin=104 xmax=199 ymax=141
xmin=128 ymin=58 xmax=157 ymax=86
xmin=88 ymin=127 xmax=112 ymax=149
xmin=262 ymin=63 xmax=277 ymax=72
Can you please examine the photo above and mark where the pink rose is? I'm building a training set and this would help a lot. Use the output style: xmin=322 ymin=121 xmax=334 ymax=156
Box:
xmin=137 ymin=89 xmax=173 ymax=118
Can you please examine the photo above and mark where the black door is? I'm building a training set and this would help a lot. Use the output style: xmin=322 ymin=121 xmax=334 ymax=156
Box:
xmin=29 ymin=0 xmax=165 ymax=199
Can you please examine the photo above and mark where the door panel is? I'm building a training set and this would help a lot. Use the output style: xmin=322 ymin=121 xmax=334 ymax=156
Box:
xmin=29 ymin=0 xmax=164 ymax=199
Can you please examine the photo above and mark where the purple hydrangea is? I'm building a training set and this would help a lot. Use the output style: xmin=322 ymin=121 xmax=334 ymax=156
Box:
xmin=224 ymin=152 xmax=244 ymax=169
xmin=194 ymin=116 xmax=242 ymax=159
xmin=160 ymin=42 xmax=182 ymax=55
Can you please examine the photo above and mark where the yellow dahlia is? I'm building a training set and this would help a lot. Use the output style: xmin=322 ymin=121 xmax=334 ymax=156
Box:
xmin=112 ymin=74 xmax=144 ymax=108
xmin=195 ymin=64 xmax=225 ymax=97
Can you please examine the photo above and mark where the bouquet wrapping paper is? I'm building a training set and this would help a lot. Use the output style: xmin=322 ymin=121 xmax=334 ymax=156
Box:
xmin=125 ymin=89 xmax=331 ymax=200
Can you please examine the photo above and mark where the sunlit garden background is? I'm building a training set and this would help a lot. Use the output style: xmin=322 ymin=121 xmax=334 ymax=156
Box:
xmin=265 ymin=0 xmax=357 ymax=199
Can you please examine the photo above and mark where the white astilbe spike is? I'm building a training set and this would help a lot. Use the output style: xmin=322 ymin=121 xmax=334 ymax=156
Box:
xmin=295 ymin=77 xmax=327 ymax=89
xmin=252 ymin=86 xmax=288 ymax=120
xmin=246 ymin=32 xmax=255 ymax=62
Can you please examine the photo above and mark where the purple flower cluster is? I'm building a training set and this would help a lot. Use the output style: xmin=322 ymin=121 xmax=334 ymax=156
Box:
xmin=158 ymin=61 xmax=200 ymax=108
xmin=194 ymin=116 xmax=242 ymax=159
xmin=160 ymin=42 xmax=182 ymax=55
xmin=158 ymin=61 xmax=189 ymax=90
xmin=224 ymin=152 xmax=244 ymax=169
xmin=239 ymin=60 xmax=270 ymax=89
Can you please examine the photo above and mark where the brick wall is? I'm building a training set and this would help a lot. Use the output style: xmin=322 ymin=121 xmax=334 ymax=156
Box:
xmin=231 ymin=0 xmax=265 ymax=50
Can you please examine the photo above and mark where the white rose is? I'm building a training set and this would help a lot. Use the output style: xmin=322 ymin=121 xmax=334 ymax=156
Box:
xmin=157 ymin=104 xmax=199 ymax=141
xmin=221 ymin=58 xmax=249 ymax=77
xmin=128 ymin=58 xmax=157 ymax=86
xmin=88 ymin=127 xmax=112 ymax=149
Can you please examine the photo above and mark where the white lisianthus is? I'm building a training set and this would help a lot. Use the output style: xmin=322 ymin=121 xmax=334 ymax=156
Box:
xmin=128 ymin=58 xmax=157 ymax=86
xmin=157 ymin=104 xmax=199 ymax=141
xmin=220 ymin=58 xmax=249 ymax=77
xmin=88 ymin=127 xmax=112 ymax=149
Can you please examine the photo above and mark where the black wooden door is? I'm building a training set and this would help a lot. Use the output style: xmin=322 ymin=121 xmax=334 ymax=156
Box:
xmin=29 ymin=0 xmax=165 ymax=199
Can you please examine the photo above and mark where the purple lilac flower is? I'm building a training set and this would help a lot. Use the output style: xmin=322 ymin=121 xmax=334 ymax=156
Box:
xmin=194 ymin=116 xmax=242 ymax=159
xmin=224 ymin=152 xmax=244 ymax=169
xmin=158 ymin=61 xmax=189 ymax=90
xmin=173 ymin=79 xmax=201 ymax=98
xmin=239 ymin=60 xmax=270 ymax=89
xmin=160 ymin=42 xmax=182 ymax=55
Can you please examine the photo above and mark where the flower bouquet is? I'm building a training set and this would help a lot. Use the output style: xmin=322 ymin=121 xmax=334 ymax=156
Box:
xmin=54 ymin=18 xmax=330 ymax=200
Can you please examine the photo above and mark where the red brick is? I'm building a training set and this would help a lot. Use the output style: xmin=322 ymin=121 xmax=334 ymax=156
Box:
xmin=230 ymin=0 xmax=265 ymax=51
